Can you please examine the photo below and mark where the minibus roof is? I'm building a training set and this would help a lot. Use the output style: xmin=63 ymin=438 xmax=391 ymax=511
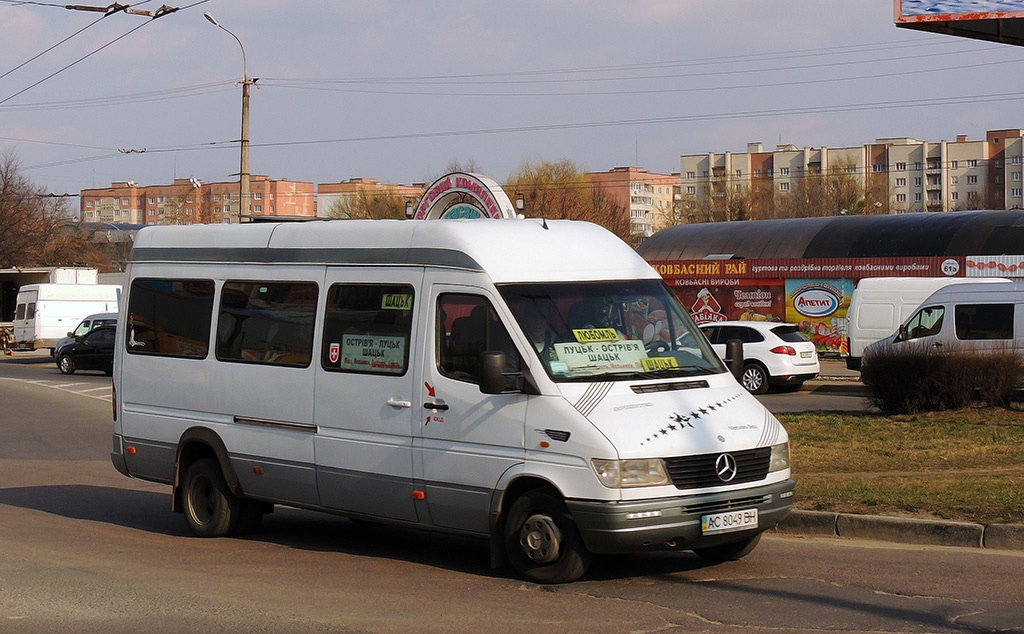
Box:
xmin=130 ymin=219 xmax=658 ymax=284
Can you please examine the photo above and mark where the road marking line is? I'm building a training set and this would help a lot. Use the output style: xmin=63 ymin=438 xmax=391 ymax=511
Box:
xmin=0 ymin=377 xmax=112 ymax=402
xmin=53 ymin=382 xmax=88 ymax=388
xmin=80 ymin=386 xmax=113 ymax=393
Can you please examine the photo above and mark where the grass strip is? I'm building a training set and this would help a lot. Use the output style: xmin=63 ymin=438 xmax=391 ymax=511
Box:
xmin=779 ymin=409 xmax=1024 ymax=525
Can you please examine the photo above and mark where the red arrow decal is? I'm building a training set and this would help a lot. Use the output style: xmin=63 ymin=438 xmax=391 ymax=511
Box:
xmin=424 ymin=381 xmax=436 ymax=397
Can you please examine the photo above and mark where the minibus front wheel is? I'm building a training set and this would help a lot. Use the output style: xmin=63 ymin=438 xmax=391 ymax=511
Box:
xmin=504 ymin=489 xmax=592 ymax=584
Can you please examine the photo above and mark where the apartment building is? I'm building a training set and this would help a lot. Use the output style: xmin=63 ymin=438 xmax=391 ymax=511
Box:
xmin=80 ymin=176 xmax=316 ymax=225
xmin=587 ymin=167 xmax=679 ymax=242
xmin=680 ymin=128 xmax=1024 ymax=216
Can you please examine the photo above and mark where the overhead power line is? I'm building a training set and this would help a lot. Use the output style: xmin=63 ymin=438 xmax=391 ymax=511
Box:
xmin=0 ymin=0 xmax=207 ymax=105
xmin=21 ymin=88 xmax=1024 ymax=174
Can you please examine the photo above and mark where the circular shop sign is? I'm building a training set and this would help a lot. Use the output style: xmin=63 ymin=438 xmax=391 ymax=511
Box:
xmin=793 ymin=287 xmax=840 ymax=318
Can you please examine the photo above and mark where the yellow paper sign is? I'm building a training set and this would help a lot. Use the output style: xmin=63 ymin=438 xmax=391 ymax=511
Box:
xmin=381 ymin=294 xmax=413 ymax=310
xmin=642 ymin=357 xmax=679 ymax=372
xmin=573 ymin=328 xmax=620 ymax=342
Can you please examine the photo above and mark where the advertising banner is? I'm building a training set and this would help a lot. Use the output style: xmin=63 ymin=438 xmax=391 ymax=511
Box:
xmin=786 ymin=279 xmax=854 ymax=355
xmin=671 ymin=281 xmax=786 ymax=325
xmin=894 ymin=1 xmax=1024 ymax=45
xmin=896 ymin=0 xmax=1024 ymax=21
xmin=651 ymin=256 xmax=964 ymax=282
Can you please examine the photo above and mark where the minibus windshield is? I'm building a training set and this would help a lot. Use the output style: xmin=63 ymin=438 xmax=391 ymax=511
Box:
xmin=500 ymin=280 xmax=726 ymax=382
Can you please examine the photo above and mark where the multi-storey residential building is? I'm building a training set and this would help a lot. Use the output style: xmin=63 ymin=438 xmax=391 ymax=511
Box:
xmin=317 ymin=178 xmax=427 ymax=218
xmin=680 ymin=129 xmax=1024 ymax=217
xmin=81 ymin=176 xmax=316 ymax=225
xmin=587 ymin=167 xmax=679 ymax=242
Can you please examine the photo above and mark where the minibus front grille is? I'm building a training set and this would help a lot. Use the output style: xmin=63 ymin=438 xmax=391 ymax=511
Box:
xmin=681 ymin=493 xmax=773 ymax=515
xmin=663 ymin=447 xmax=771 ymax=490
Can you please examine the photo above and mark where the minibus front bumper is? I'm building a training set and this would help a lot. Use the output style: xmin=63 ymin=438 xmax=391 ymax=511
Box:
xmin=566 ymin=479 xmax=795 ymax=554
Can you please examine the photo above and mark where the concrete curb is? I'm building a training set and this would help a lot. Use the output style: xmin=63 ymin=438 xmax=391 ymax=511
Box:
xmin=803 ymin=381 xmax=871 ymax=395
xmin=773 ymin=510 xmax=1024 ymax=551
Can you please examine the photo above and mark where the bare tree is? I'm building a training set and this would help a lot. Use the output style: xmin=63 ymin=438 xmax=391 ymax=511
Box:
xmin=326 ymin=187 xmax=407 ymax=220
xmin=0 ymin=153 xmax=61 ymax=267
xmin=505 ymin=159 xmax=630 ymax=241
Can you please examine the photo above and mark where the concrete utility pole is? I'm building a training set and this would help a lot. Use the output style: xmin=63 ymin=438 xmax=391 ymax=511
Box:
xmin=204 ymin=12 xmax=252 ymax=222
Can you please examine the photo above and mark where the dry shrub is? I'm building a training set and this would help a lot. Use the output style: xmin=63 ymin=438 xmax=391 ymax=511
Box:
xmin=865 ymin=344 xmax=1023 ymax=414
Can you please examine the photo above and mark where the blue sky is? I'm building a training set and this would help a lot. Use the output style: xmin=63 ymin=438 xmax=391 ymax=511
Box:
xmin=2 ymin=0 xmax=1023 ymax=201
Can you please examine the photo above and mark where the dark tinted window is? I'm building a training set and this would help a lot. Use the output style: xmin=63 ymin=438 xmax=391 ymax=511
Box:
xmin=26 ymin=303 xmax=35 ymax=319
xmin=321 ymin=284 xmax=414 ymax=375
xmin=87 ymin=327 xmax=115 ymax=344
xmin=719 ymin=325 xmax=763 ymax=344
xmin=955 ymin=304 xmax=1014 ymax=340
xmin=771 ymin=324 xmax=808 ymax=343
xmin=217 ymin=281 xmax=318 ymax=367
xmin=14 ymin=304 xmax=25 ymax=320
xmin=126 ymin=279 xmax=214 ymax=358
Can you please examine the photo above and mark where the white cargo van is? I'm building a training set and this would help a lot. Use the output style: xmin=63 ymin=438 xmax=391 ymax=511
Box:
xmin=862 ymin=280 xmax=1024 ymax=375
xmin=12 ymin=283 xmax=121 ymax=352
xmin=845 ymin=277 xmax=1005 ymax=370
xmin=110 ymin=219 xmax=793 ymax=583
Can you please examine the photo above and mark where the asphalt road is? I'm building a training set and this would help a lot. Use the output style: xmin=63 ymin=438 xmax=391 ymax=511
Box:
xmin=2 ymin=352 xmax=1022 ymax=633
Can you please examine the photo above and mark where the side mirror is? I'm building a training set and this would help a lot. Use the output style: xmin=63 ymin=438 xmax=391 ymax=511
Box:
xmin=66 ymin=331 xmax=73 ymax=337
xmin=896 ymin=324 xmax=909 ymax=342
xmin=479 ymin=351 xmax=508 ymax=395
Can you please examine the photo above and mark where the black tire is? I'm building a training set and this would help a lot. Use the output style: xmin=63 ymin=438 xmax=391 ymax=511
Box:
xmin=740 ymin=363 xmax=769 ymax=395
xmin=181 ymin=458 xmax=241 ymax=537
xmin=692 ymin=532 xmax=762 ymax=561
xmin=57 ymin=354 xmax=75 ymax=375
xmin=503 ymin=489 xmax=592 ymax=584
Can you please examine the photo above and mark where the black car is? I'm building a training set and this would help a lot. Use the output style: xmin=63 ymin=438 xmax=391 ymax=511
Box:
xmin=56 ymin=325 xmax=116 ymax=375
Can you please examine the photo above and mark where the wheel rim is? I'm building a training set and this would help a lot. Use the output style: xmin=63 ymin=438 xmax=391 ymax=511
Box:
xmin=742 ymin=368 xmax=763 ymax=391
xmin=518 ymin=513 xmax=562 ymax=564
xmin=59 ymin=356 xmax=71 ymax=373
xmin=186 ymin=474 xmax=216 ymax=526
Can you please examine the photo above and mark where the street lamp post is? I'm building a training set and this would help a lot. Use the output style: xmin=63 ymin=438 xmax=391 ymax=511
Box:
xmin=204 ymin=12 xmax=251 ymax=222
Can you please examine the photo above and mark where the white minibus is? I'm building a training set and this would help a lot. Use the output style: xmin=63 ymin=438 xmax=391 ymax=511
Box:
xmin=111 ymin=219 xmax=793 ymax=583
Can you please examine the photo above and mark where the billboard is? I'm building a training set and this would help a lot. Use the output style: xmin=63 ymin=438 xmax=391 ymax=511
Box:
xmin=895 ymin=1 xmax=1024 ymax=44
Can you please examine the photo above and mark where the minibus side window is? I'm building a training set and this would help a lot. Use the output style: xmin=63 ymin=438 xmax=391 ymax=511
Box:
xmin=954 ymin=303 xmax=1014 ymax=340
xmin=437 ymin=294 xmax=520 ymax=384
xmin=126 ymin=279 xmax=214 ymax=358
xmin=216 ymin=281 xmax=318 ymax=367
xmin=321 ymin=283 xmax=414 ymax=376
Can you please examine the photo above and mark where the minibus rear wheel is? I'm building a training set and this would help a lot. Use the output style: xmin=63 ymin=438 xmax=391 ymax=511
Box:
xmin=504 ymin=489 xmax=592 ymax=584
xmin=182 ymin=458 xmax=241 ymax=537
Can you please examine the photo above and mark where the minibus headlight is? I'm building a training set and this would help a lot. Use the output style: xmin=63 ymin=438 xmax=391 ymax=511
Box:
xmin=591 ymin=458 xmax=671 ymax=488
xmin=769 ymin=441 xmax=790 ymax=472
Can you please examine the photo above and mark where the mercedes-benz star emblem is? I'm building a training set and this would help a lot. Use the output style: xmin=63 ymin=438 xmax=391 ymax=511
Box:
xmin=715 ymin=453 xmax=738 ymax=482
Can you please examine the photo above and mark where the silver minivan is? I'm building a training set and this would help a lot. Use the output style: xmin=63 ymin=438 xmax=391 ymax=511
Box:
xmin=862 ymin=280 xmax=1024 ymax=380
